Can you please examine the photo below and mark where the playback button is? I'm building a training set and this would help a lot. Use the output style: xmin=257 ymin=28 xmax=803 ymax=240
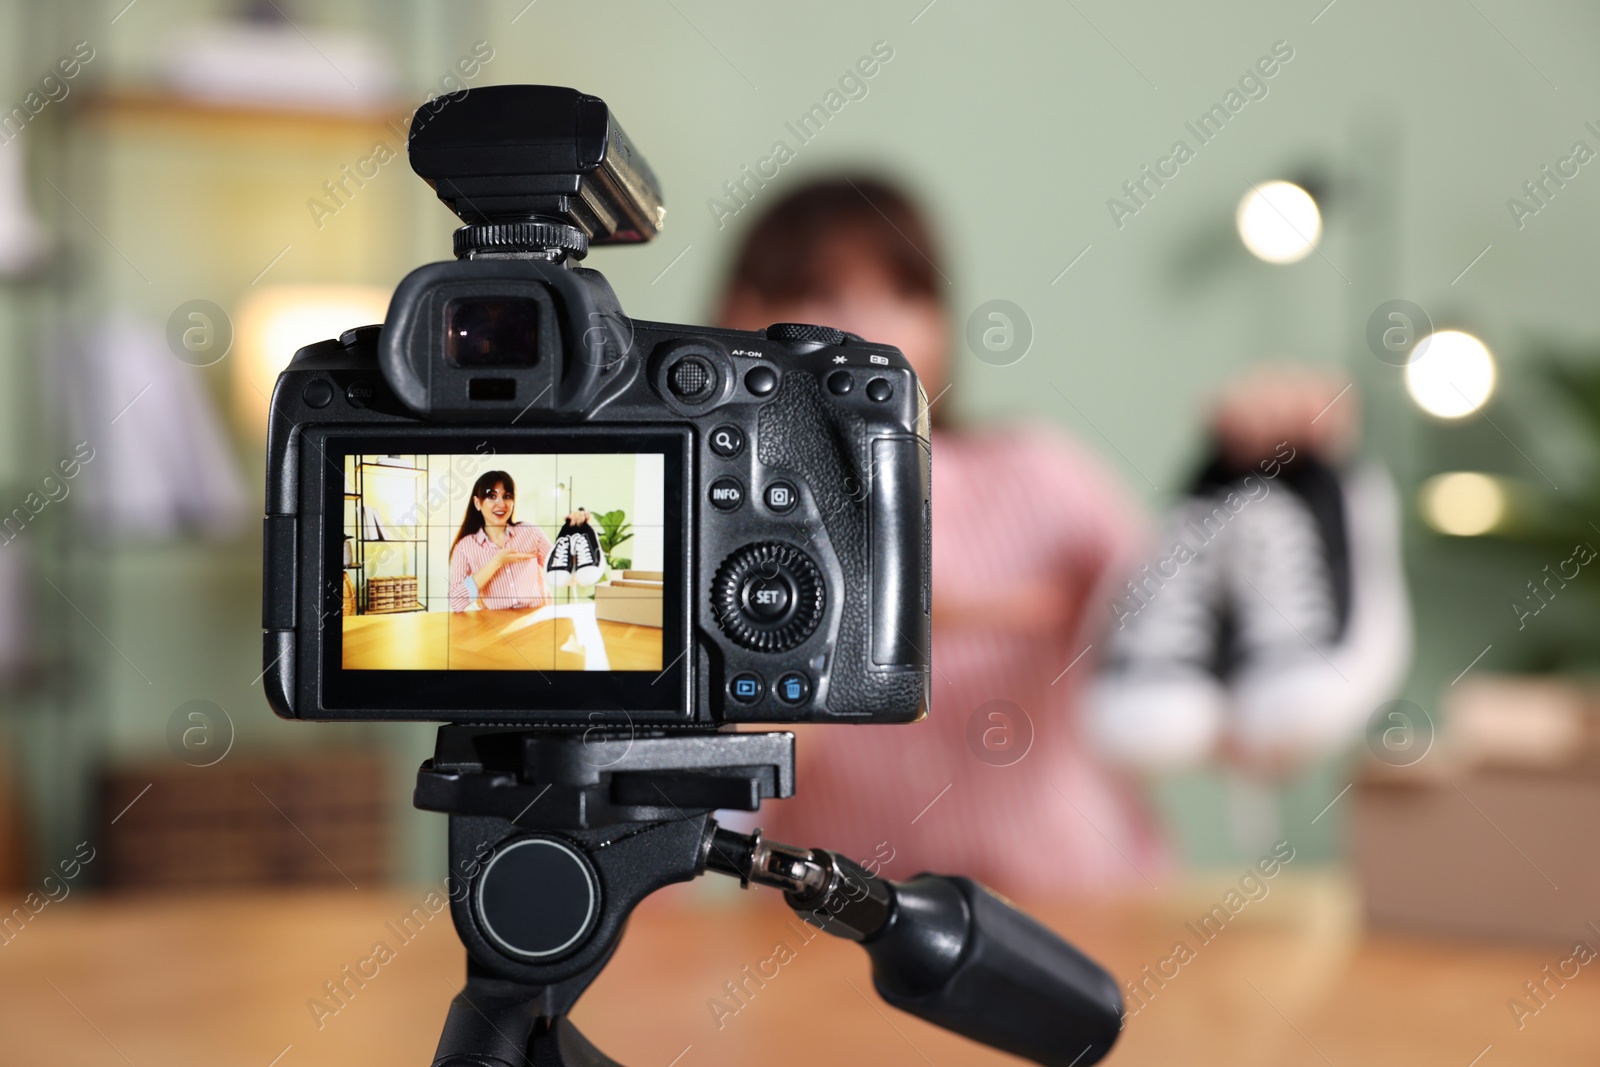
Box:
xmin=729 ymin=672 xmax=765 ymax=705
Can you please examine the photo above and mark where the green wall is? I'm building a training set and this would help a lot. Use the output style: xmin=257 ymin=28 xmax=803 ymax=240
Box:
xmin=3 ymin=0 xmax=1598 ymax=877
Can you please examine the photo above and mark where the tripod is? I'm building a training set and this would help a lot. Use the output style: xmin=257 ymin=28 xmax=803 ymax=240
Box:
xmin=417 ymin=725 xmax=1124 ymax=1067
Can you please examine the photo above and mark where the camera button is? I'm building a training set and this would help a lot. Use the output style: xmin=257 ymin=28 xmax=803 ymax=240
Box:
xmin=301 ymin=379 xmax=335 ymax=408
xmin=764 ymin=481 xmax=798 ymax=513
xmin=713 ymin=544 xmax=825 ymax=652
xmin=709 ymin=425 xmax=744 ymax=458
xmin=741 ymin=573 xmax=793 ymax=622
xmin=767 ymin=322 xmax=846 ymax=346
xmin=744 ymin=366 xmax=779 ymax=397
xmin=866 ymin=378 xmax=893 ymax=402
xmin=827 ymin=370 xmax=854 ymax=396
xmin=344 ymin=378 xmax=375 ymax=408
xmin=728 ymin=672 xmax=766 ymax=705
xmin=775 ymin=671 xmax=811 ymax=706
xmin=668 ymin=357 xmax=714 ymax=400
xmin=708 ymin=477 xmax=745 ymax=511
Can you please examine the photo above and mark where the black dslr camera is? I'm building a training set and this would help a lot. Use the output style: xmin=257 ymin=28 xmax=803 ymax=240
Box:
xmin=262 ymin=86 xmax=1119 ymax=1067
xmin=263 ymin=85 xmax=930 ymax=727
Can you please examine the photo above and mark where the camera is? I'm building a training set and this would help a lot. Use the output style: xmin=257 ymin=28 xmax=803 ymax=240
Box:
xmin=262 ymin=85 xmax=931 ymax=727
xmin=261 ymin=86 xmax=1120 ymax=1067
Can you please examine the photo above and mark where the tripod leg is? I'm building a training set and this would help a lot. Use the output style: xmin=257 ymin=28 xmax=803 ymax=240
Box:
xmin=432 ymin=979 xmax=624 ymax=1067
xmin=432 ymin=979 xmax=537 ymax=1067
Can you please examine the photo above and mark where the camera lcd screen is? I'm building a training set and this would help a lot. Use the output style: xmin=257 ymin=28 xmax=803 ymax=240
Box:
xmin=445 ymin=298 xmax=541 ymax=367
xmin=317 ymin=432 xmax=687 ymax=717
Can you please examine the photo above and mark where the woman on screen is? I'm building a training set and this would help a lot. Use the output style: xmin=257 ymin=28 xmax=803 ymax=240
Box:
xmin=447 ymin=471 xmax=589 ymax=612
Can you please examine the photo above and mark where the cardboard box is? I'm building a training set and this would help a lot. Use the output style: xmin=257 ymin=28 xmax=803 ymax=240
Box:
xmin=1354 ymin=674 xmax=1600 ymax=945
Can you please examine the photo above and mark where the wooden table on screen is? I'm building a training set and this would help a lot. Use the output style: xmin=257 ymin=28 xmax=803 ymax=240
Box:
xmin=2 ymin=872 xmax=1591 ymax=1066
xmin=342 ymin=607 xmax=663 ymax=671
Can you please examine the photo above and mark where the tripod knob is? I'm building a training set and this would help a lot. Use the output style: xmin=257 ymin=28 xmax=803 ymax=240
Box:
xmin=476 ymin=836 xmax=600 ymax=961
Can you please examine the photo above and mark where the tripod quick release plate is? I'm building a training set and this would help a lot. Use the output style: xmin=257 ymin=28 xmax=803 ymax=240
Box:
xmin=415 ymin=727 xmax=795 ymax=830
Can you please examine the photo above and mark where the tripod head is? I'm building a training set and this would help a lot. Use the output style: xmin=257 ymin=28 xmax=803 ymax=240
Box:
xmin=422 ymin=727 xmax=1123 ymax=1067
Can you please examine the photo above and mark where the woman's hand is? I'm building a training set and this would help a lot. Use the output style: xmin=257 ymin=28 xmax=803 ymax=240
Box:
xmin=1209 ymin=364 xmax=1356 ymax=469
xmin=566 ymin=509 xmax=590 ymax=525
xmin=474 ymin=547 xmax=538 ymax=590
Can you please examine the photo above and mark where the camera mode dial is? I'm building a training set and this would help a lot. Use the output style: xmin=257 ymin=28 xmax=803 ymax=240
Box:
xmin=713 ymin=543 xmax=825 ymax=653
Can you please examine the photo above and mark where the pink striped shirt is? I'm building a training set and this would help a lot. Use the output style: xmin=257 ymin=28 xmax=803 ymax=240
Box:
xmin=448 ymin=524 xmax=554 ymax=612
xmin=762 ymin=425 xmax=1168 ymax=896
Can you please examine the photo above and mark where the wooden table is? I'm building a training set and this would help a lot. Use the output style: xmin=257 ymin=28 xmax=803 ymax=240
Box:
xmin=1 ymin=873 xmax=1592 ymax=1066
xmin=342 ymin=607 xmax=663 ymax=671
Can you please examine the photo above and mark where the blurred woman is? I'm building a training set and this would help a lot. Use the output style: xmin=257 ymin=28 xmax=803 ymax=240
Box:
xmin=717 ymin=178 xmax=1165 ymax=894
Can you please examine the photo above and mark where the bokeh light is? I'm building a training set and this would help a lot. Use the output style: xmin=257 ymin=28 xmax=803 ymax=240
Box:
xmin=1236 ymin=181 xmax=1322 ymax=264
xmin=1420 ymin=471 xmax=1505 ymax=536
xmin=1405 ymin=329 xmax=1496 ymax=418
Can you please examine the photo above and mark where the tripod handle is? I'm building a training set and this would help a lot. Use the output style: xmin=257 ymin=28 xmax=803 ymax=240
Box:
xmin=860 ymin=870 xmax=1122 ymax=1067
xmin=705 ymin=829 xmax=1123 ymax=1067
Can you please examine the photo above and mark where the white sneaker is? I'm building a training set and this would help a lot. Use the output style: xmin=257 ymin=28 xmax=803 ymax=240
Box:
xmin=1225 ymin=461 xmax=1411 ymax=760
xmin=1086 ymin=496 xmax=1230 ymax=771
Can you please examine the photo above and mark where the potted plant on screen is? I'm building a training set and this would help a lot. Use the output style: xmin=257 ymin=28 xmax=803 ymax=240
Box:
xmin=596 ymin=509 xmax=633 ymax=581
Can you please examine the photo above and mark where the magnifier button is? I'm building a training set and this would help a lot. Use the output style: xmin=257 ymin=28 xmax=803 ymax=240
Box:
xmin=709 ymin=425 xmax=744 ymax=458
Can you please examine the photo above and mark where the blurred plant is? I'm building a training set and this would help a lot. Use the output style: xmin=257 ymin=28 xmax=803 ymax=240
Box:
xmin=1440 ymin=347 xmax=1600 ymax=671
xmin=1505 ymin=353 xmax=1600 ymax=551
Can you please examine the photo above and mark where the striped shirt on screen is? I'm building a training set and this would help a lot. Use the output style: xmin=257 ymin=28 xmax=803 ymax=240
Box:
xmin=447 ymin=524 xmax=553 ymax=612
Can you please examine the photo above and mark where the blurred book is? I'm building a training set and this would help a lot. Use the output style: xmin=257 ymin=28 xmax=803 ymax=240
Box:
xmin=100 ymin=749 xmax=390 ymax=890
xmin=161 ymin=14 xmax=395 ymax=115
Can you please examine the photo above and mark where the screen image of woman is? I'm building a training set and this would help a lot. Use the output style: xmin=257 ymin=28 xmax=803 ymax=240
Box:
xmin=340 ymin=452 xmax=665 ymax=672
xmin=447 ymin=470 xmax=587 ymax=612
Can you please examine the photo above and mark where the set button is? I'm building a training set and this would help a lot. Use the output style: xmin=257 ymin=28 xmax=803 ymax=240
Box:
xmin=741 ymin=572 xmax=793 ymax=623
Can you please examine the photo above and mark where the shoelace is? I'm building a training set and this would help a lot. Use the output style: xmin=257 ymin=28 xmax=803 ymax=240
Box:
xmin=1110 ymin=499 xmax=1224 ymax=671
xmin=1229 ymin=491 xmax=1338 ymax=652
xmin=571 ymin=532 xmax=594 ymax=567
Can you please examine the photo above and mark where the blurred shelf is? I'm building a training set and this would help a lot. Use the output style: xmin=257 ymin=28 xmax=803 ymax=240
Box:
xmin=361 ymin=603 xmax=423 ymax=615
xmin=71 ymin=89 xmax=409 ymax=136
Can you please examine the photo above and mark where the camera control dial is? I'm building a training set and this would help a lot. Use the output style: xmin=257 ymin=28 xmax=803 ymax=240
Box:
xmin=713 ymin=543 xmax=825 ymax=652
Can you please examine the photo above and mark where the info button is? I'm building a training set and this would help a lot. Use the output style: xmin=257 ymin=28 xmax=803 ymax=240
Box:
xmin=709 ymin=477 xmax=745 ymax=511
